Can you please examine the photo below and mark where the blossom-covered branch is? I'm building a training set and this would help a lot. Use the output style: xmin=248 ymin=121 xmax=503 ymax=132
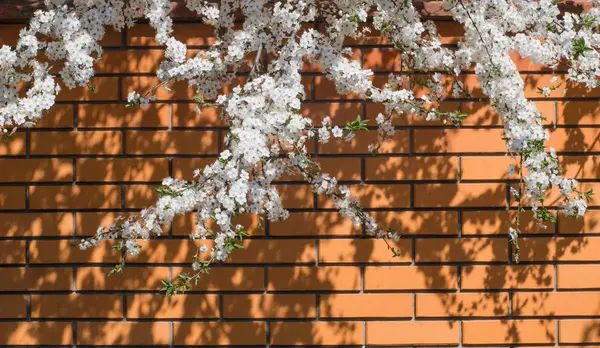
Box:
xmin=2 ymin=0 xmax=598 ymax=291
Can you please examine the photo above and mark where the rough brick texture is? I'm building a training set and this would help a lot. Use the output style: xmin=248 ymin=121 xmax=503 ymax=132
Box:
xmin=1 ymin=16 xmax=600 ymax=347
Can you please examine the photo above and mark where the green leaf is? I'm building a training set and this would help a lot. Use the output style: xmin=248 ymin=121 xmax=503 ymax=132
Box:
xmin=584 ymin=189 xmax=595 ymax=202
xmin=572 ymin=37 xmax=592 ymax=58
xmin=154 ymin=185 xmax=180 ymax=198
xmin=583 ymin=15 xmax=596 ymax=29
xmin=108 ymin=264 xmax=123 ymax=276
xmin=112 ymin=240 xmax=124 ymax=250
xmin=348 ymin=14 xmax=361 ymax=23
xmin=535 ymin=208 xmax=556 ymax=223
xmin=345 ymin=115 xmax=368 ymax=131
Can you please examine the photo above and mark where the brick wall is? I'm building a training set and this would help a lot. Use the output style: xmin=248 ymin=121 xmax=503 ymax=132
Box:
xmin=1 ymin=17 xmax=600 ymax=347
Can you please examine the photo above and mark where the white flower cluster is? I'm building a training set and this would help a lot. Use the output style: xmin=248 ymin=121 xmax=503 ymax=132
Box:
xmin=6 ymin=0 xmax=599 ymax=289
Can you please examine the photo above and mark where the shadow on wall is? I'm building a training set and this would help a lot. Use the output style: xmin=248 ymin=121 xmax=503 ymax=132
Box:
xmin=1 ymin=57 xmax=600 ymax=346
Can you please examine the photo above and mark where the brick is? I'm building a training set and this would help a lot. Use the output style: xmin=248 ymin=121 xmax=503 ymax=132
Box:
xmin=124 ymin=184 xmax=159 ymax=208
xmin=29 ymin=185 xmax=121 ymax=209
xmin=461 ymin=156 xmax=519 ymax=180
xmin=173 ymin=322 xmax=266 ymax=346
xmin=560 ymin=320 xmax=600 ymax=343
xmin=300 ymin=102 xmax=362 ymax=126
xmin=171 ymin=266 xmax=265 ymax=291
xmin=0 ymin=24 xmax=24 ymax=46
xmin=362 ymin=48 xmax=401 ymax=71
xmin=395 ymin=211 xmax=464 ymax=236
xmin=365 ymin=156 xmax=458 ymax=181
xmin=512 ymin=52 xmax=563 ymax=71
xmin=462 ymin=320 xmax=555 ymax=345
xmin=413 ymin=129 xmax=506 ymax=153
xmin=462 ymin=265 xmax=554 ymax=290
xmin=0 ymin=213 xmax=73 ymax=237
xmin=0 ymin=159 xmax=73 ymax=182
xmin=0 ymin=295 xmax=27 ymax=318
xmin=127 ymin=240 xmax=197 ymax=263
xmin=524 ymin=74 xmax=600 ymax=98
xmin=121 ymin=76 xmax=196 ymax=100
xmin=412 ymin=74 xmax=484 ymax=99
xmin=509 ymin=182 xmax=600 ymax=208
xmin=367 ymin=321 xmax=459 ymax=346
xmin=77 ymin=158 xmax=169 ymax=182
xmin=57 ymin=77 xmax=119 ymax=101
xmin=127 ymin=23 xmax=216 ymax=46
xmin=319 ymin=238 xmax=412 ymax=263
xmin=269 ymin=212 xmax=362 ymax=236
xmin=365 ymin=101 xmax=460 ymax=126
xmin=519 ymin=237 xmax=600 ymax=261
xmin=78 ymin=103 xmax=170 ymax=128
xmin=30 ymin=131 xmax=122 ymax=155
xmin=416 ymin=293 xmax=508 ymax=317
xmin=0 ymin=240 xmax=26 ymax=264
xmin=125 ymin=130 xmax=219 ymax=155
xmin=0 ymin=132 xmax=25 ymax=155
xmin=0 ymin=186 xmax=25 ymax=209
xmin=35 ymin=104 xmax=74 ymax=128
xmin=364 ymin=266 xmax=458 ymax=291
xmin=0 ymin=267 xmax=72 ymax=291
xmin=172 ymin=158 xmax=216 ymax=180
xmin=227 ymin=239 xmax=316 ymax=264
xmin=319 ymin=183 xmax=411 ymax=208
xmin=435 ymin=21 xmax=464 ymax=43
xmin=29 ymin=240 xmax=119 ymax=264
xmin=99 ymin=26 xmax=122 ymax=47
xmin=460 ymin=101 xmax=554 ymax=126
xmin=95 ymin=49 xmax=163 ymax=73
xmin=416 ymin=238 xmax=508 ymax=262
xmin=271 ymin=321 xmax=363 ymax=345
xmin=0 ymin=322 xmax=72 ymax=345
xmin=460 ymin=101 xmax=503 ymax=126
xmin=557 ymin=101 xmax=600 ymax=125
xmin=75 ymin=212 xmax=138 ymax=236
xmin=414 ymin=183 xmax=507 ymax=208
xmin=268 ymin=267 xmax=360 ymax=291
xmin=276 ymin=184 xmax=314 ymax=208
xmin=76 ymin=267 xmax=168 ymax=291
xmin=31 ymin=294 xmax=123 ymax=318
xmin=319 ymin=130 xmax=410 ymax=154
xmin=172 ymin=104 xmax=226 ymax=127
xmin=281 ymin=157 xmax=362 ymax=181
xmin=513 ymin=292 xmax=600 ymax=316
xmin=172 ymin=213 xmax=264 ymax=236
xmin=560 ymin=155 xmax=600 ymax=180
xmin=547 ymin=128 xmax=600 ymax=152
xmin=321 ymin=294 xmax=412 ymax=318
xmin=314 ymin=76 xmax=358 ymax=100
xmin=127 ymin=294 xmax=219 ymax=318
xmin=223 ymin=294 xmax=316 ymax=318
xmin=462 ymin=210 xmax=555 ymax=235
xmin=558 ymin=265 xmax=600 ymax=289
xmin=77 ymin=322 xmax=170 ymax=346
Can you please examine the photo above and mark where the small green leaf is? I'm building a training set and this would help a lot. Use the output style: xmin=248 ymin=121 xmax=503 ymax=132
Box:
xmin=345 ymin=115 xmax=368 ymax=131
xmin=348 ymin=14 xmax=361 ymax=23
xmin=535 ymin=208 xmax=556 ymax=223
xmin=154 ymin=186 xmax=180 ymax=197
xmin=108 ymin=264 xmax=123 ymax=276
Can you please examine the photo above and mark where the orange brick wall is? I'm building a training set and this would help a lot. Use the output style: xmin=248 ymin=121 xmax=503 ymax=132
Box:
xmin=1 ymin=19 xmax=600 ymax=347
